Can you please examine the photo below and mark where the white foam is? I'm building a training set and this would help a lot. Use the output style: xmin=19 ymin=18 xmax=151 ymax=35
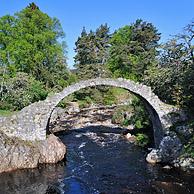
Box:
xmin=75 ymin=134 xmax=83 ymax=138
xmin=78 ymin=142 xmax=86 ymax=149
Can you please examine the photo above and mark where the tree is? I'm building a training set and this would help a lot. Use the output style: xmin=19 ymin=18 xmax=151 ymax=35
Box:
xmin=144 ymin=39 xmax=189 ymax=105
xmin=73 ymin=24 xmax=112 ymax=105
xmin=0 ymin=2 xmax=69 ymax=88
xmin=107 ymin=19 xmax=160 ymax=81
xmin=74 ymin=24 xmax=110 ymax=79
xmin=144 ymin=20 xmax=194 ymax=113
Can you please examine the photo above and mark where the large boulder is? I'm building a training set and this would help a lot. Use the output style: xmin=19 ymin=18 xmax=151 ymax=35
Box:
xmin=38 ymin=134 xmax=66 ymax=164
xmin=0 ymin=131 xmax=40 ymax=173
xmin=146 ymin=132 xmax=183 ymax=164
xmin=0 ymin=131 xmax=66 ymax=173
xmin=159 ymin=133 xmax=182 ymax=163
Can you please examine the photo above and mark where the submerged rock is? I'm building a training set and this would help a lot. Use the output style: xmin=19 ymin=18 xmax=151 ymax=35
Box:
xmin=0 ymin=131 xmax=66 ymax=173
xmin=162 ymin=165 xmax=172 ymax=169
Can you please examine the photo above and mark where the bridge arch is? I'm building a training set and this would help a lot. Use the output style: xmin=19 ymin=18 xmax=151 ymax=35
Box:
xmin=0 ymin=78 xmax=180 ymax=147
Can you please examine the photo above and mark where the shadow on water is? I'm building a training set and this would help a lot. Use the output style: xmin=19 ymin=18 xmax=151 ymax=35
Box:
xmin=0 ymin=126 xmax=194 ymax=194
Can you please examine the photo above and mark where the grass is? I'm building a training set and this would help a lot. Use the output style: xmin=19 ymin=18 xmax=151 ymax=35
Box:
xmin=110 ymin=87 xmax=132 ymax=103
xmin=0 ymin=110 xmax=16 ymax=117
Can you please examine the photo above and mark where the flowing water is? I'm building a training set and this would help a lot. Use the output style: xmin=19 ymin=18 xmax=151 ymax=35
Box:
xmin=0 ymin=126 xmax=194 ymax=194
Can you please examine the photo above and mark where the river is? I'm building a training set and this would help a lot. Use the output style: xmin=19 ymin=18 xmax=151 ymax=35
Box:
xmin=0 ymin=126 xmax=193 ymax=194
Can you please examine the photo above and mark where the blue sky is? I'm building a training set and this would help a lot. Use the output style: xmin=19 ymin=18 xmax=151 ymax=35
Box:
xmin=0 ymin=0 xmax=194 ymax=68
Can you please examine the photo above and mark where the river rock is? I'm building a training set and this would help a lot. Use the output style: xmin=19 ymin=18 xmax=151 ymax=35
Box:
xmin=159 ymin=133 xmax=182 ymax=163
xmin=0 ymin=131 xmax=66 ymax=173
xmin=173 ymin=157 xmax=194 ymax=169
xmin=125 ymin=133 xmax=136 ymax=143
xmin=38 ymin=134 xmax=66 ymax=164
xmin=146 ymin=149 xmax=162 ymax=164
xmin=162 ymin=165 xmax=172 ymax=169
xmin=0 ymin=131 xmax=40 ymax=173
xmin=67 ymin=102 xmax=80 ymax=114
xmin=174 ymin=125 xmax=193 ymax=140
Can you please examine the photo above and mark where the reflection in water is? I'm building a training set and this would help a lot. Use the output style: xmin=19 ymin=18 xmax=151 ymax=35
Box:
xmin=0 ymin=162 xmax=66 ymax=194
xmin=0 ymin=126 xmax=194 ymax=194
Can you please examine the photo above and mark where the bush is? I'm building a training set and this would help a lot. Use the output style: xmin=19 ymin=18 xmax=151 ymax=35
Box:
xmin=0 ymin=72 xmax=48 ymax=110
xmin=122 ymin=118 xmax=130 ymax=126
xmin=135 ymin=133 xmax=149 ymax=147
xmin=183 ymin=135 xmax=194 ymax=158
xmin=128 ymin=97 xmax=150 ymax=129
xmin=111 ymin=95 xmax=150 ymax=129
xmin=103 ymin=90 xmax=117 ymax=105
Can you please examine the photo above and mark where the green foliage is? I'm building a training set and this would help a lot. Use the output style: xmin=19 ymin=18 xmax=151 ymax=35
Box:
xmin=107 ymin=19 xmax=160 ymax=81
xmin=111 ymin=96 xmax=150 ymax=129
xmin=77 ymin=96 xmax=93 ymax=109
xmin=0 ymin=3 xmax=72 ymax=111
xmin=129 ymin=97 xmax=150 ymax=129
xmin=103 ymin=89 xmax=117 ymax=105
xmin=0 ymin=2 xmax=69 ymax=88
xmin=0 ymin=72 xmax=48 ymax=110
xmin=112 ymin=108 xmax=125 ymax=124
xmin=183 ymin=135 xmax=194 ymax=158
xmin=144 ymin=21 xmax=194 ymax=114
xmin=135 ymin=133 xmax=149 ymax=147
xmin=112 ymin=104 xmax=133 ymax=125
xmin=122 ymin=118 xmax=130 ymax=126
xmin=74 ymin=24 xmax=110 ymax=79
xmin=0 ymin=109 xmax=16 ymax=116
xmin=73 ymin=24 xmax=111 ymax=105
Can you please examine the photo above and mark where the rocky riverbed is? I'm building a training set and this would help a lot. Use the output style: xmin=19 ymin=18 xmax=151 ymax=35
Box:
xmin=49 ymin=105 xmax=133 ymax=133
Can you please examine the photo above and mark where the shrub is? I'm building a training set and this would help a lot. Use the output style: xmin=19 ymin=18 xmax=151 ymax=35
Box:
xmin=122 ymin=118 xmax=130 ymax=126
xmin=135 ymin=133 xmax=149 ymax=147
xmin=0 ymin=72 xmax=48 ymax=110
xmin=128 ymin=96 xmax=150 ymax=129
xmin=183 ymin=135 xmax=194 ymax=158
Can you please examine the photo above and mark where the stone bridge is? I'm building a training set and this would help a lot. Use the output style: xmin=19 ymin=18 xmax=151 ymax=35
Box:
xmin=0 ymin=78 xmax=184 ymax=147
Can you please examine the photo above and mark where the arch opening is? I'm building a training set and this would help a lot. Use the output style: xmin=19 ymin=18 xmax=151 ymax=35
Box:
xmin=47 ymin=78 xmax=165 ymax=147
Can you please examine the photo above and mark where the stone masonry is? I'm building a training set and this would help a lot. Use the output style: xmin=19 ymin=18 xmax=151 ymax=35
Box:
xmin=0 ymin=78 xmax=185 ymax=147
